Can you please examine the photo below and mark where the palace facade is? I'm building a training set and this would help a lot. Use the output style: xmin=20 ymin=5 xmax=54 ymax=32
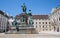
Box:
xmin=32 ymin=6 xmax=60 ymax=33
xmin=32 ymin=15 xmax=53 ymax=33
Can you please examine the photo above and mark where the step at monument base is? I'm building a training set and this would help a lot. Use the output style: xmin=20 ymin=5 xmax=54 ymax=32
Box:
xmin=5 ymin=29 xmax=36 ymax=34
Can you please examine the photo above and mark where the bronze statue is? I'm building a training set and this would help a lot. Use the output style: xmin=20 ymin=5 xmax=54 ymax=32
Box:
xmin=21 ymin=3 xmax=26 ymax=12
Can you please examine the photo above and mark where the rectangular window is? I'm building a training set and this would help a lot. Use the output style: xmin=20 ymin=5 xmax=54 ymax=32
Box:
xmin=46 ymin=22 xmax=47 ymax=24
xmin=42 ymin=22 xmax=44 ymax=24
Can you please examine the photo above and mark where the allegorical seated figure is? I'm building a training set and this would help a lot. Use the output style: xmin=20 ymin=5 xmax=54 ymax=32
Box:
xmin=28 ymin=16 xmax=33 ymax=27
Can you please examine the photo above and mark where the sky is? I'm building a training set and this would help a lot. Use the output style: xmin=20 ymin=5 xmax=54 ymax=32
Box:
xmin=0 ymin=0 xmax=60 ymax=17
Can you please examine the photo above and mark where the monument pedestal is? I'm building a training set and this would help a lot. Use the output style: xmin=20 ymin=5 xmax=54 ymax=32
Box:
xmin=6 ymin=25 xmax=37 ymax=34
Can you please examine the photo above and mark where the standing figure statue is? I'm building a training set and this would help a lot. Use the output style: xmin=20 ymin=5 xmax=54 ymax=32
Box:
xmin=21 ymin=3 xmax=26 ymax=12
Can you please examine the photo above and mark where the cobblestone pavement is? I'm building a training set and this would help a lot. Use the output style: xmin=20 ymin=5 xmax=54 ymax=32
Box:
xmin=0 ymin=33 xmax=60 ymax=38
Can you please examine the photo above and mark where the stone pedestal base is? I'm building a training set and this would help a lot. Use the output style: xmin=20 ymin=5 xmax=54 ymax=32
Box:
xmin=5 ymin=26 xmax=37 ymax=34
